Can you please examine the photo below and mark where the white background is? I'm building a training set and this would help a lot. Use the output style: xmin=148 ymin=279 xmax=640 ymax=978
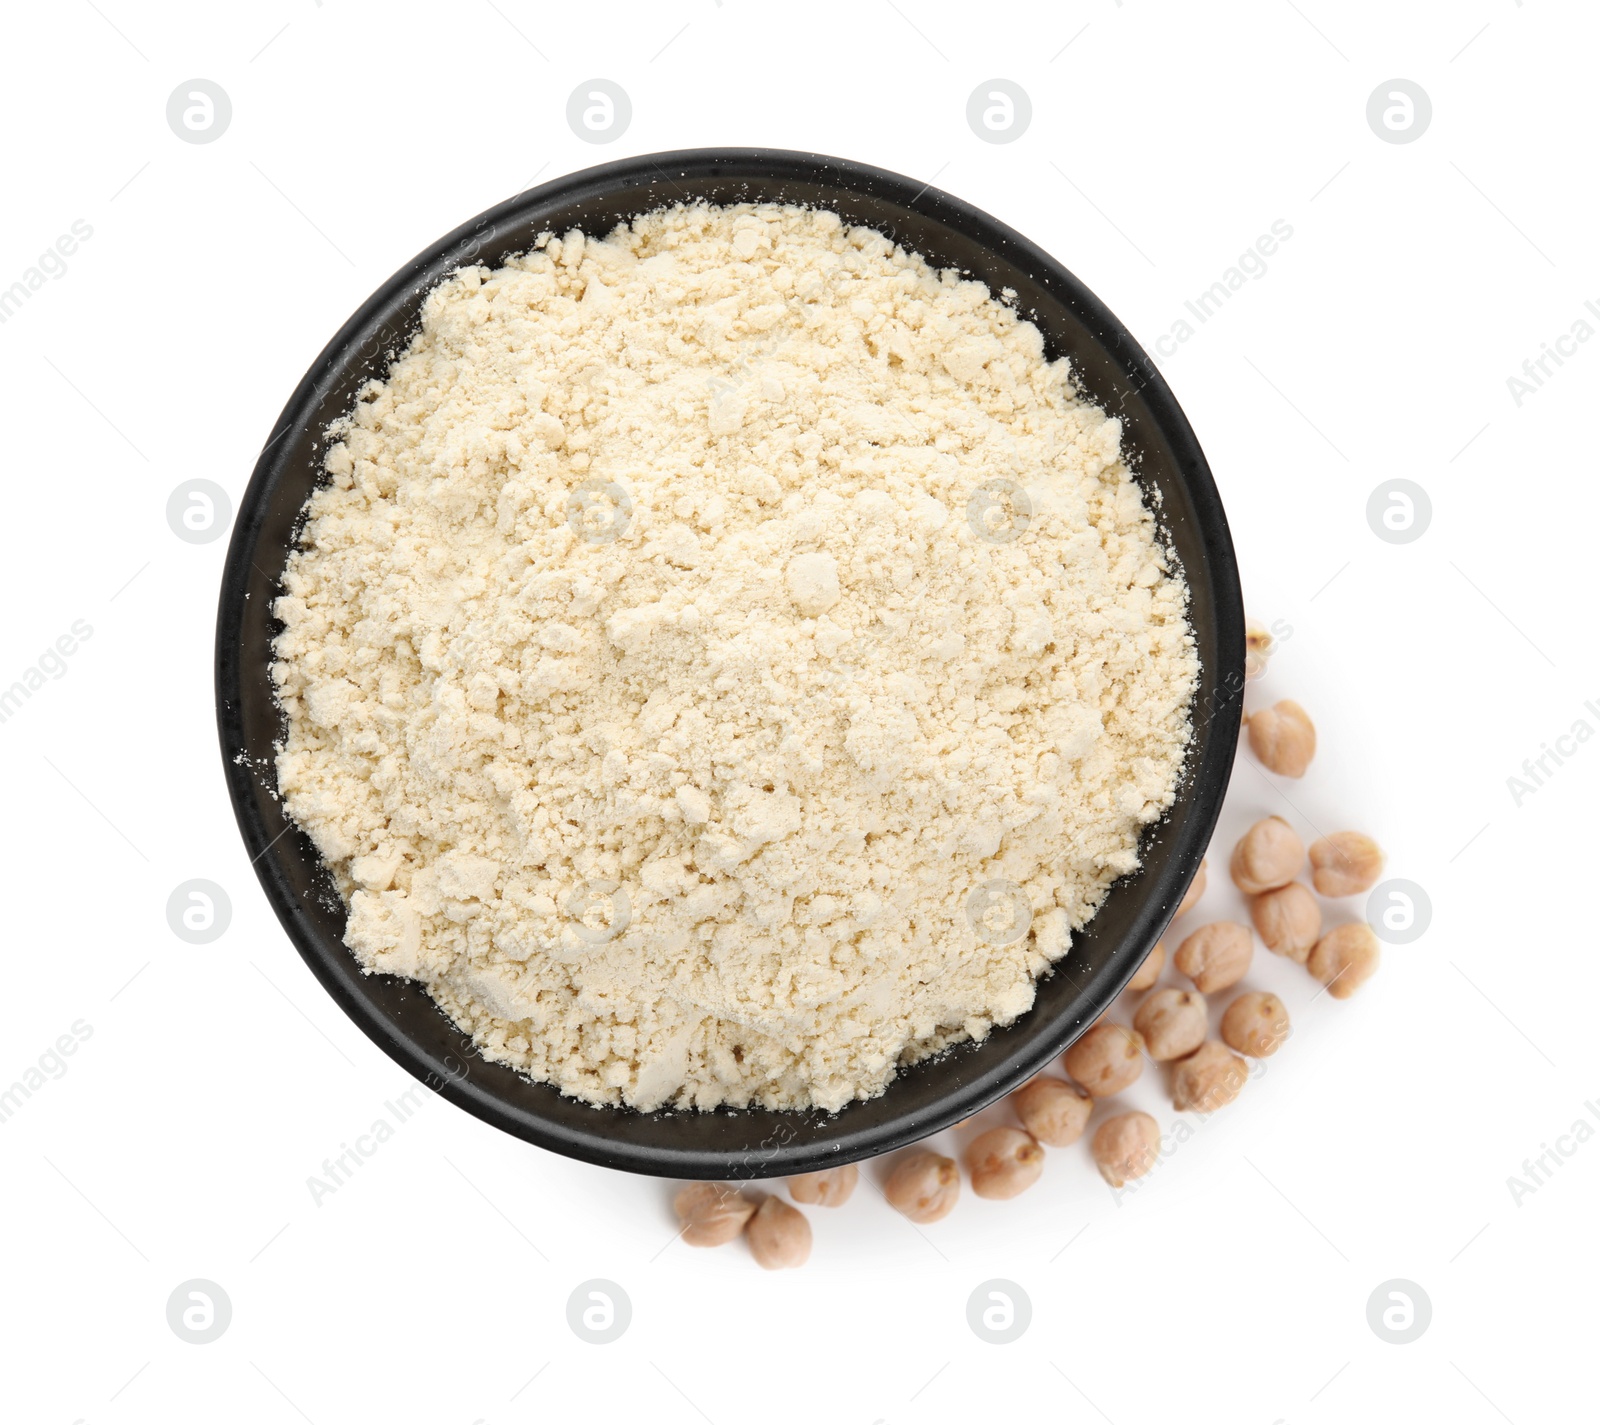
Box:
xmin=2 ymin=1 xmax=1595 ymax=1421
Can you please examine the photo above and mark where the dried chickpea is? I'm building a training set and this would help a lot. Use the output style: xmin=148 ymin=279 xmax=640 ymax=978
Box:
xmin=1176 ymin=858 xmax=1208 ymax=917
xmin=1174 ymin=922 xmax=1253 ymax=994
xmin=1171 ymin=1040 xmax=1249 ymax=1112
xmin=1126 ymin=940 xmax=1166 ymax=993
xmin=1221 ymin=991 xmax=1290 ymax=1057
xmin=1309 ymin=832 xmax=1386 ymax=897
xmin=967 ymin=1127 xmax=1046 ymax=1200
xmin=1250 ymin=882 xmax=1320 ymax=964
xmin=673 ymin=1182 xmax=756 ymax=1246
xmin=788 ymin=1164 xmax=858 ymax=1207
xmin=1230 ymin=816 xmax=1305 ymax=894
xmin=1063 ymin=1021 xmax=1145 ymax=1097
xmin=745 ymin=1195 xmax=812 ymax=1269
xmin=884 ymin=1149 xmax=960 ymax=1224
xmin=1091 ymin=1111 xmax=1161 ymax=1187
xmin=1247 ymin=699 xmax=1316 ymax=777
xmin=1308 ymin=923 xmax=1380 ymax=999
xmin=1134 ymin=987 xmax=1208 ymax=1061
xmin=1011 ymin=1076 xmax=1093 ymax=1147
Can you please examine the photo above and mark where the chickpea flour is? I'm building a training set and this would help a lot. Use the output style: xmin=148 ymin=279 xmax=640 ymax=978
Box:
xmin=271 ymin=203 xmax=1197 ymax=1112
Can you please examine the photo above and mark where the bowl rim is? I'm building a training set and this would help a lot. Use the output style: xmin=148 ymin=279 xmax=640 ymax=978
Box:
xmin=216 ymin=146 xmax=1243 ymax=1177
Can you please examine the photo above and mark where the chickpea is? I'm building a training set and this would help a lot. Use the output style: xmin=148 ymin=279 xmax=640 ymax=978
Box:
xmin=1063 ymin=1021 xmax=1145 ymax=1097
xmin=788 ymin=1164 xmax=858 ymax=1207
xmin=1221 ymin=991 xmax=1290 ymax=1057
xmin=1174 ymin=922 xmax=1253 ymax=994
xmin=1091 ymin=1111 xmax=1161 ymax=1187
xmin=884 ymin=1149 xmax=960 ymax=1224
xmin=673 ymin=1181 xmax=756 ymax=1246
xmin=1011 ymin=1076 xmax=1093 ymax=1147
xmin=1176 ymin=858 xmax=1208 ymax=918
xmin=1309 ymin=832 xmax=1386 ymax=897
xmin=1250 ymin=882 xmax=1320 ymax=964
xmin=1308 ymin=923 xmax=1380 ymax=999
xmin=1230 ymin=816 xmax=1305 ymax=894
xmin=967 ymin=1127 xmax=1046 ymax=1199
xmin=745 ymin=1194 xmax=812 ymax=1269
xmin=1126 ymin=940 xmax=1166 ymax=993
xmin=1171 ymin=1040 xmax=1249 ymax=1112
xmin=1244 ymin=620 xmax=1275 ymax=682
xmin=1247 ymin=699 xmax=1316 ymax=777
xmin=1134 ymin=987 xmax=1208 ymax=1062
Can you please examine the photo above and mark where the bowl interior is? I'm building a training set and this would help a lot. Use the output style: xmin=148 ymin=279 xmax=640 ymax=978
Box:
xmin=216 ymin=148 xmax=1243 ymax=1178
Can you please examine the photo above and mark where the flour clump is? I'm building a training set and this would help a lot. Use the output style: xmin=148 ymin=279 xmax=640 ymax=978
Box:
xmin=272 ymin=203 xmax=1198 ymax=1112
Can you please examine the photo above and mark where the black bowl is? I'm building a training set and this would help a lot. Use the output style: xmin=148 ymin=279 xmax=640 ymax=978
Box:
xmin=216 ymin=148 xmax=1243 ymax=1179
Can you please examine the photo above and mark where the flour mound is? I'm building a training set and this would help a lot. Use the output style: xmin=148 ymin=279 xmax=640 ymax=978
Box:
xmin=272 ymin=203 xmax=1198 ymax=1112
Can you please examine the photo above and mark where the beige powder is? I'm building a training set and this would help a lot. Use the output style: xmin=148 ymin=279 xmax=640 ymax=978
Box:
xmin=271 ymin=203 xmax=1198 ymax=1112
